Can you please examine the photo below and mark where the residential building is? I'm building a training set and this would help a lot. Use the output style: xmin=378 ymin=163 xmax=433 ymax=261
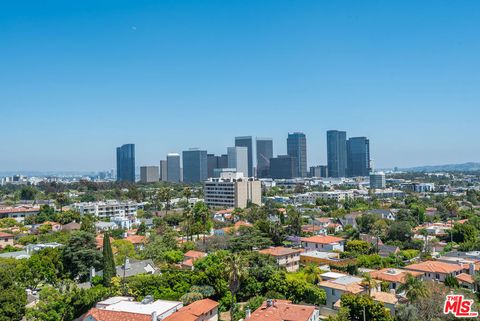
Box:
xmin=140 ymin=166 xmax=159 ymax=183
xmin=270 ymin=155 xmax=296 ymax=179
xmin=227 ymin=146 xmax=249 ymax=177
xmin=0 ymin=232 xmax=14 ymax=248
xmin=0 ymin=205 xmax=40 ymax=222
xmin=370 ymin=172 xmax=386 ymax=189
xmin=0 ymin=242 xmax=63 ymax=260
xmin=83 ymin=308 xmax=152 ymax=321
xmin=167 ymin=153 xmax=181 ymax=183
xmin=301 ymin=235 xmax=345 ymax=252
xmin=72 ymin=200 xmax=140 ymax=220
xmin=181 ymin=250 xmax=207 ymax=270
xmin=258 ymin=246 xmax=302 ymax=272
xmin=346 ymin=137 xmax=370 ymax=177
xmin=204 ymin=173 xmax=261 ymax=209
xmin=319 ymin=276 xmax=365 ymax=308
xmin=116 ymin=144 xmax=135 ymax=182
xmin=246 ymin=300 xmax=319 ymax=321
xmin=256 ymin=137 xmax=273 ymax=178
xmin=287 ymin=132 xmax=307 ymax=177
xmin=371 ymin=291 xmax=401 ymax=316
xmin=163 ymin=299 xmax=219 ymax=321
xmin=404 ymin=260 xmax=464 ymax=282
xmin=160 ymin=160 xmax=168 ymax=181
xmin=400 ymin=182 xmax=436 ymax=193
xmin=310 ymin=165 xmax=328 ymax=178
xmin=235 ymin=136 xmax=253 ymax=177
xmin=299 ymin=251 xmax=340 ymax=265
xmin=327 ymin=130 xmax=347 ymax=178
xmin=369 ymin=268 xmax=423 ymax=292
xmin=183 ymin=149 xmax=208 ymax=183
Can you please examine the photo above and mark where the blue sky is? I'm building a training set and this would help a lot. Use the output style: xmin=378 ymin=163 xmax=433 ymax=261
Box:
xmin=1 ymin=0 xmax=479 ymax=171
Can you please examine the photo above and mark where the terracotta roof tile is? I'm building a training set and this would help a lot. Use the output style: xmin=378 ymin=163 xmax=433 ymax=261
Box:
xmin=456 ymin=273 xmax=475 ymax=284
xmin=405 ymin=261 xmax=463 ymax=274
xmin=84 ymin=308 xmax=152 ymax=321
xmin=258 ymin=246 xmax=302 ymax=257
xmin=163 ymin=299 xmax=218 ymax=321
xmin=301 ymin=235 xmax=344 ymax=244
xmin=369 ymin=268 xmax=423 ymax=284
xmin=248 ymin=300 xmax=315 ymax=321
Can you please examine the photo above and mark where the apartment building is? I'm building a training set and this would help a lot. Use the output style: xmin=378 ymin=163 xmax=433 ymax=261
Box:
xmin=204 ymin=173 xmax=261 ymax=209
xmin=72 ymin=200 xmax=141 ymax=219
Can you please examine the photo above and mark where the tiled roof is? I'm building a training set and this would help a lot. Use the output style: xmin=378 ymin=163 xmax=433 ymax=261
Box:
xmin=456 ymin=273 xmax=475 ymax=284
xmin=0 ymin=206 xmax=39 ymax=214
xmin=319 ymin=280 xmax=364 ymax=294
xmin=184 ymin=250 xmax=206 ymax=259
xmin=371 ymin=291 xmax=399 ymax=305
xmin=258 ymin=246 xmax=302 ymax=257
xmin=248 ymin=300 xmax=315 ymax=321
xmin=405 ymin=261 xmax=463 ymax=274
xmin=369 ymin=268 xmax=422 ymax=283
xmin=0 ymin=232 xmax=14 ymax=238
xmin=84 ymin=308 xmax=152 ymax=321
xmin=301 ymin=235 xmax=344 ymax=244
xmin=163 ymin=299 xmax=218 ymax=321
xmin=125 ymin=235 xmax=146 ymax=244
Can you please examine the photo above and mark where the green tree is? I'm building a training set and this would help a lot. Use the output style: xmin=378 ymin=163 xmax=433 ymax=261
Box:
xmin=19 ymin=186 xmax=37 ymax=201
xmin=226 ymin=253 xmax=248 ymax=321
xmin=18 ymin=249 xmax=62 ymax=290
xmin=183 ymin=187 xmax=192 ymax=205
xmin=102 ymin=233 xmax=116 ymax=286
xmin=62 ymin=231 xmax=102 ymax=282
xmin=345 ymin=240 xmax=372 ymax=255
xmin=361 ymin=273 xmax=377 ymax=296
xmin=136 ymin=222 xmax=147 ymax=235
xmin=397 ymin=273 xmax=429 ymax=302
xmin=159 ymin=187 xmax=173 ymax=214
xmin=193 ymin=202 xmax=211 ymax=245
xmin=0 ymin=264 xmax=27 ymax=321
xmin=444 ymin=275 xmax=459 ymax=288
xmin=55 ymin=193 xmax=70 ymax=212
xmin=80 ymin=214 xmax=96 ymax=234
xmin=340 ymin=294 xmax=394 ymax=321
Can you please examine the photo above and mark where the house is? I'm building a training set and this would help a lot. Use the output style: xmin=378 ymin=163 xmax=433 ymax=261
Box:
xmin=319 ymin=276 xmax=365 ymax=308
xmin=371 ymin=291 xmax=400 ymax=316
xmin=213 ymin=209 xmax=233 ymax=222
xmin=378 ymin=245 xmax=400 ymax=258
xmin=366 ymin=209 xmax=396 ymax=221
xmin=339 ymin=212 xmax=362 ymax=229
xmin=95 ymin=235 xmax=115 ymax=250
xmin=456 ymin=273 xmax=477 ymax=292
xmin=163 ymin=299 xmax=219 ymax=321
xmin=300 ymin=251 xmax=340 ymax=266
xmin=360 ymin=234 xmax=384 ymax=247
xmin=95 ymin=221 xmax=118 ymax=232
xmin=124 ymin=235 xmax=146 ymax=251
xmin=214 ymin=221 xmax=252 ymax=236
xmin=258 ymin=246 xmax=302 ymax=272
xmin=301 ymin=235 xmax=345 ymax=252
xmin=369 ymin=268 xmax=423 ymax=292
xmin=404 ymin=261 xmax=464 ymax=282
xmin=61 ymin=222 xmax=81 ymax=232
xmin=116 ymin=259 xmax=158 ymax=278
xmin=0 ymin=205 xmax=40 ymax=222
xmin=83 ymin=308 xmax=152 ymax=321
xmin=245 ymin=299 xmax=320 ymax=321
xmin=181 ymin=250 xmax=207 ymax=270
xmin=41 ymin=221 xmax=62 ymax=232
xmin=0 ymin=231 xmax=15 ymax=248
xmin=91 ymin=296 xmax=183 ymax=320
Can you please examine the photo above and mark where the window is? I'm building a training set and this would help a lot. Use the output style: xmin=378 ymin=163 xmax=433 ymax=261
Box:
xmin=332 ymin=289 xmax=336 ymax=295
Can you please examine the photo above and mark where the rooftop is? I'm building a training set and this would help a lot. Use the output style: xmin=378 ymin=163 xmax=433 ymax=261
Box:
xmin=301 ymin=235 xmax=344 ymax=244
xmin=163 ymin=299 xmax=218 ymax=321
xmin=369 ymin=268 xmax=423 ymax=283
xmin=248 ymin=300 xmax=316 ymax=321
xmin=84 ymin=308 xmax=151 ymax=321
xmin=104 ymin=299 xmax=182 ymax=316
xmin=258 ymin=246 xmax=302 ymax=257
xmin=405 ymin=260 xmax=464 ymax=274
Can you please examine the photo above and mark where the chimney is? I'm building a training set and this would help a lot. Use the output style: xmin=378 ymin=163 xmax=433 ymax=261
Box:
xmin=151 ymin=311 xmax=157 ymax=321
xmin=266 ymin=299 xmax=273 ymax=307
xmin=469 ymin=263 xmax=475 ymax=275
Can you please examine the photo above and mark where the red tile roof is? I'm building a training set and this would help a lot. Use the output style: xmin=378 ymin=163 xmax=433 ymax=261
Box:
xmin=163 ymin=299 xmax=218 ymax=321
xmin=0 ymin=232 xmax=14 ymax=238
xmin=369 ymin=268 xmax=423 ymax=284
xmin=125 ymin=235 xmax=146 ymax=244
xmin=0 ymin=206 xmax=40 ymax=214
xmin=248 ymin=300 xmax=315 ymax=321
xmin=184 ymin=250 xmax=206 ymax=259
xmin=84 ymin=308 xmax=151 ymax=321
xmin=405 ymin=261 xmax=463 ymax=274
xmin=301 ymin=235 xmax=344 ymax=244
xmin=258 ymin=246 xmax=302 ymax=257
xmin=456 ymin=273 xmax=475 ymax=284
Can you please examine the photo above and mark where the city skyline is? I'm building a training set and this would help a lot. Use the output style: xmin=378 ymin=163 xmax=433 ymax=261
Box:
xmin=1 ymin=1 xmax=480 ymax=171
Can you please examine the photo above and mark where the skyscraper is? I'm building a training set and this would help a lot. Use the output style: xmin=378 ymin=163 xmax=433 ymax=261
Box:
xmin=182 ymin=149 xmax=208 ymax=183
xmin=346 ymin=137 xmax=370 ymax=177
xmin=159 ymin=160 xmax=168 ymax=181
xmin=116 ymin=144 xmax=135 ymax=182
xmin=287 ymin=132 xmax=307 ymax=177
xmin=207 ymin=154 xmax=228 ymax=178
xmin=140 ymin=166 xmax=160 ymax=183
xmin=269 ymin=155 xmax=297 ymax=179
xmin=167 ymin=153 xmax=181 ymax=183
xmin=256 ymin=138 xmax=273 ymax=178
xmin=327 ymin=130 xmax=347 ymax=178
xmin=235 ymin=136 xmax=253 ymax=177
xmin=227 ymin=146 xmax=249 ymax=177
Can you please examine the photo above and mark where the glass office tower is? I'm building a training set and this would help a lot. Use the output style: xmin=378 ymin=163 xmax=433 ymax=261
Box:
xmin=287 ymin=132 xmax=307 ymax=177
xmin=327 ymin=130 xmax=347 ymax=178
xmin=116 ymin=144 xmax=135 ymax=182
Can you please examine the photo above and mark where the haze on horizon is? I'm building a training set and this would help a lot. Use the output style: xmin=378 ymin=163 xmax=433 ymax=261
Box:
xmin=1 ymin=0 xmax=479 ymax=172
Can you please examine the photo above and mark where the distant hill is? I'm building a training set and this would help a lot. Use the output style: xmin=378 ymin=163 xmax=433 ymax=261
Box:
xmin=402 ymin=162 xmax=480 ymax=172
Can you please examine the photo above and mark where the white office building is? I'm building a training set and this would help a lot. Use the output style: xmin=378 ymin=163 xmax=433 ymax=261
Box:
xmin=227 ymin=146 xmax=249 ymax=178
xmin=204 ymin=172 xmax=261 ymax=209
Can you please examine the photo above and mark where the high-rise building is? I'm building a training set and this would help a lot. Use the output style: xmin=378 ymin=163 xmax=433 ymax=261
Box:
xmin=159 ymin=160 xmax=168 ymax=181
xmin=269 ymin=155 xmax=297 ymax=179
xmin=166 ymin=153 xmax=181 ymax=183
xmin=182 ymin=149 xmax=208 ymax=183
xmin=227 ymin=146 xmax=249 ymax=177
xmin=204 ymin=172 xmax=262 ymax=209
xmin=327 ymin=130 xmax=347 ymax=178
xmin=346 ymin=137 xmax=370 ymax=177
xmin=370 ymin=172 xmax=386 ymax=189
xmin=235 ymin=136 xmax=253 ymax=177
xmin=207 ymin=154 xmax=229 ymax=178
xmin=116 ymin=144 xmax=135 ymax=182
xmin=140 ymin=166 xmax=160 ymax=183
xmin=310 ymin=165 xmax=328 ymax=178
xmin=287 ymin=132 xmax=307 ymax=177
xmin=256 ymin=138 xmax=273 ymax=178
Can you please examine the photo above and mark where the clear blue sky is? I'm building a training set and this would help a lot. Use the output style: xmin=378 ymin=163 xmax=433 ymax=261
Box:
xmin=1 ymin=0 xmax=479 ymax=171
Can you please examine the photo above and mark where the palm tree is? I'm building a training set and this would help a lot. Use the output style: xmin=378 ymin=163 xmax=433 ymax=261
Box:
xmin=361 ymin=273 xmax=377 ymax=296
xmin=182 ymin=207 xmax=193 ymax=241
xmin=183 ymin=187 xmax=192 ymax=206
xmin=225 ymin=253 xmax=248 ymax=321
xmin=473 ymin=272 xmax=480 ymax=293
xmin=159 ymin=187 xmax=172 ymax=215
xmin=397 ymin=273 xmax=429 ymax=301
xmin=303 ymin=264 xmax=322 ymax=284
xmin=444 ymin=198 xmax=459 ymax=218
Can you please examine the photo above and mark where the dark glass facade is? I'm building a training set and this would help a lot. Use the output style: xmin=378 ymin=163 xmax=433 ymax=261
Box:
xmin=347 ymin=137 xmax=370 ymax=177
xmin=287 ymin=132 xmax=307 ymax=177
xmin=327 ymin=130 xmax=347 ymax=178
xmin=116 ymin=144 xmax=135 ymax=182
xmin=256 ymin=138 xmax=273 ymax=178
xmin=183 ymin=149 xmax=208 ymax=183
xmin=270 ymin=155 xmax=296 ymax=179
xmin=207 ymin=154 xmax=228 ymax=178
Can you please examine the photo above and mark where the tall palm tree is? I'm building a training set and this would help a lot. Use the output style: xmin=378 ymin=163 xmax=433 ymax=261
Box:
xmin=225 ymin=253 xmax=248 ymax=321
xmin=183 ymin=187 xmax=192 ymax=206
xmin=397 ymin=273 xmax=429 ymax=301
xmin=361 ymin=273 xmax=377 ymax=296
xmin=159 ymin=187 xmax=172 ymax=215
xmin=303 ymin=264 xmax=322 ymax=284
xmin=182 ymin=207 xmax=193 ymax=241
